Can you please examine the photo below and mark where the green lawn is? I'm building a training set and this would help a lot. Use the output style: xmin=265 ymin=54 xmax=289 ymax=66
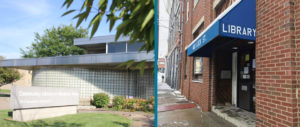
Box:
xmin=0 ymin=110 xmax=132 ymax=127
xmin=0 ymin=89 xmax=10 ymax=94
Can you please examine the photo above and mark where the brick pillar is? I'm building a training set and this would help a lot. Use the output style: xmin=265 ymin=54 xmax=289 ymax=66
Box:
xmin=256 ymin=1 xmax=298 ymax=126
xmin=209 ymin=51 xmax=217 ymax=109
xmin=294 ymin=1 xmax=300 ymax=126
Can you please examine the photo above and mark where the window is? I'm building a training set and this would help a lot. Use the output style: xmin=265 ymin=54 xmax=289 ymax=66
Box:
xmin=193 ymin=23 xmax=204 ymax=40
xmin=184 ymin=51 xmax=188 ymax=79
xmin=214 ymin=0 xmax=232 ymax=18
xmin=192 ymin=16 xmax=204 ymax=40
xmin=192 ymin=57 xmax=203 ymax=81
xmin=127 ymin=42 xmax=144 ymax=52
xmin=194 ymin=0 xmax=199 ymax=8
xmin=186 ymin=0 xmax=189 ymax=21
xmin=108 ymin=43 xmax=126 ymax=53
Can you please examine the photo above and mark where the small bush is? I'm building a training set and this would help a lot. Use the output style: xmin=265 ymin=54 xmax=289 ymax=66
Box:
xmin=113 ymin=96 xmax=125 ymax=110
xmin=124 ymin=98 xmax=152 ymax=112
xmin=137 ymin=99 xmax=148 ymax=111
xmin=125 ymin=98 xmax=137 ymax=111
xmin=93 ymin=93 xmax=110 ymax=108
xmin=147 ymin=96 xmax=155 ymax=112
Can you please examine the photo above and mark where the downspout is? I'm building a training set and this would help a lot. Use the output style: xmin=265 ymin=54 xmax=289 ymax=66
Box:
xmin=180 ymin=0 xmax=184 ymax=92
xmin=187 ymin=0 xmax=192 ymax=100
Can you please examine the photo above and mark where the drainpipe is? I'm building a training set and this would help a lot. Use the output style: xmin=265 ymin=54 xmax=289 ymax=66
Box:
xmin=180 ymin=0 xmax=184 ymax=92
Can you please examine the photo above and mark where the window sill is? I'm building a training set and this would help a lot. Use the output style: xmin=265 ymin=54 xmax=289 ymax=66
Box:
xmin=192 ymin=80 xmax=203 ymax=83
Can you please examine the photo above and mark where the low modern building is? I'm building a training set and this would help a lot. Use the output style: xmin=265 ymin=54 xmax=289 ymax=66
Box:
xmin=0 ymin=35 xmax=154 ymax=103
xmin=167 ymin=0 xmax=300 ymax=126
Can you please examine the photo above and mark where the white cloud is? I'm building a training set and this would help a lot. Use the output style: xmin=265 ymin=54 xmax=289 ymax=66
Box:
xmin=0 ymin=52 xmax=21 ymax=59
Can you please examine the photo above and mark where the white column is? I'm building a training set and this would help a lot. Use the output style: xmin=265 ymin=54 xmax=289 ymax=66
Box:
xmin=232 ymin=52 xmax=238 ymax=107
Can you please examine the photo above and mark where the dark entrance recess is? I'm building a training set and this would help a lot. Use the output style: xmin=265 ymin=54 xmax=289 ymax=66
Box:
xmin=214 ymin=46 xmax=232 ymax=105
xmin=213 ymin=38 xmax=255 ymax=113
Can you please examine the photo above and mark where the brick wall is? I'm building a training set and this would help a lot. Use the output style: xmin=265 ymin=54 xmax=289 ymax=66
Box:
xmin=177 ymin=0 xmax=300 ymax=126
xmin=180 ymin=0 xmax=237 ymax=112
xmin=256 ymin=0 xmax=299 ymax=126
xmin=296 ymin=1 xmax=300 ymax=127
xmin=179 ymin=0 xmax=215 ymax=112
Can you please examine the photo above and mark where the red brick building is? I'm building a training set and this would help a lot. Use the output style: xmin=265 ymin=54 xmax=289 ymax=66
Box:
xmin=158 ymin=58 xmax=166 ymax=73
xmin=168 ymin=0 xmax=300 ymax=126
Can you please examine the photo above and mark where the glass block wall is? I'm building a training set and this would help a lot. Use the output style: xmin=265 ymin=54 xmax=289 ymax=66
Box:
xmin=32 ymin=66 xmax=154 ymax=99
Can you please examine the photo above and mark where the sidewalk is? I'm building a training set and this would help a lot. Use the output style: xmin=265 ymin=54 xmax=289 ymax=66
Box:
xmin=157 ymin=82 xmax=235 ymax=127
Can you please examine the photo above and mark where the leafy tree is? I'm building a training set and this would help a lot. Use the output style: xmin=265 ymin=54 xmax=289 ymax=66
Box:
xmin=62 ymin=0 xmax=155 ymax=74
xmin=0 ymin=56 xmax=20 ymax=86
xmin=21 ymin=24 xmax=88 ymax=58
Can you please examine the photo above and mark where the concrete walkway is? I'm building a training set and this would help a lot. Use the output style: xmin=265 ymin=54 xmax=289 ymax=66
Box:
xmin=157 ymin=82 xmax=236 ymax=127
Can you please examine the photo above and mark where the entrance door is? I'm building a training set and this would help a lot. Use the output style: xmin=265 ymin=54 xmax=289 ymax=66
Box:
xmin=238 ymin=48 xmax=255 ymax=112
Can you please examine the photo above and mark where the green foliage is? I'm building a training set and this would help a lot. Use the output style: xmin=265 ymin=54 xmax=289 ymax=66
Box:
xmin=93 ymin=93 xmax=110 ymax=108
xmin=62 ymin=0 xmax=154 ymax=52
xmin=20 ymin=24 xmax=88 ymax=58
xmin=125 ymin=98 xmax=137 ymax=111
xmin=112 ymin=96 xmax=125 ymax=110
xmin=0 ymin=68 xmax=20 ymax=86
xmin=0 ymin=110 xmax=132 ymax=127
xmin=62 ymin=0 xmax=155 ymax=73
xmin=124 ymin=97 xmax=154 ymax=112
xmin=116 ymin=60 xmax=154 ymax=75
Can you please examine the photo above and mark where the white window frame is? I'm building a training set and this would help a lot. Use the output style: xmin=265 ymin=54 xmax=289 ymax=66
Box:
xmin=186 ymin=0 xmax=189 ymax=22
xmin=192 ymin=16 xmax=204 ymax=34
xmin=194 ymin=0 xmax=199 ymax=8
xmin=192 ymin=57 xmax=203 ymax=82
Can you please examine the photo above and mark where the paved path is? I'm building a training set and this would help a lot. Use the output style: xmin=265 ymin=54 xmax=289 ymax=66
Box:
xmin=158 ymin=82 xmax=235 ymax=127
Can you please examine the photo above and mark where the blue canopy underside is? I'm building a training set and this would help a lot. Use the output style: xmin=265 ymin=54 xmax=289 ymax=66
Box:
xmin=187 ymin=0 xmax=256 ymax=57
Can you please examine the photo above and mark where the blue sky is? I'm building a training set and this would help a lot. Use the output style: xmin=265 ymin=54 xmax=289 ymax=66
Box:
xmin=0 ymin=0 xmax=118 ymax=59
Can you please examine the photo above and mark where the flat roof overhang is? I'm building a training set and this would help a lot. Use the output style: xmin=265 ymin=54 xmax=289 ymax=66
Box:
xmin=187 ymin=0 xmax=256 ymax=57
xmin=0 ymin=52 xmax=154 ymax=69
xmin=74 ymin=35 xmax=130 ymax=46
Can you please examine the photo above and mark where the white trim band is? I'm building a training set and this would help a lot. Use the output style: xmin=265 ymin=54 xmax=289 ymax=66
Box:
xmin=186 ymin=0 xmax=242 ymax=51
xmin=192 ymin=16 xmax=205 ymax=34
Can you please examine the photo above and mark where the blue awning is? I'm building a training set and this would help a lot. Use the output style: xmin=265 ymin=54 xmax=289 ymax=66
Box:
xmin=187 ymin=0 xmax=255 ymax=56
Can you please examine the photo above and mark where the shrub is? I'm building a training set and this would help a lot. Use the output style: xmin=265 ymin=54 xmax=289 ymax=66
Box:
xmin=137 ymin=99 xmax=148 ymax=111
xmin=122 ymin=97 xmax=155 ymax=112
xmin=0 ymin=67 xmax=20 ymax=86
xmin=113 ymin=96 xmax=125 ymax=110
xmin=93 ymin=93 xmax=110 ymax=108
xmin=147 ymin=96 xmax=155 ymax=112
xmin=125 ymin=98 xmax=137 ymax=111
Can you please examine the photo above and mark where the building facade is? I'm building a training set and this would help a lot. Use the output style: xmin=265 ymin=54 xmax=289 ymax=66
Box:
xmin=165 ymin=0 xmax=183 ymax=89
xmin=168 ymin=0 xmax=300 ymax=126
xmin=158 ymin=58 xmax=165 ymax=73
xmin=0 ymin=35 xmax=154 ymax=102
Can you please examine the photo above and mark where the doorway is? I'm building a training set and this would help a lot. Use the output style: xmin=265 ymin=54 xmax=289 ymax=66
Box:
xmin=237 ymin=46 xmax=255 ymax=112
xmin=214 ymin=40 xmax=255 ymax=113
